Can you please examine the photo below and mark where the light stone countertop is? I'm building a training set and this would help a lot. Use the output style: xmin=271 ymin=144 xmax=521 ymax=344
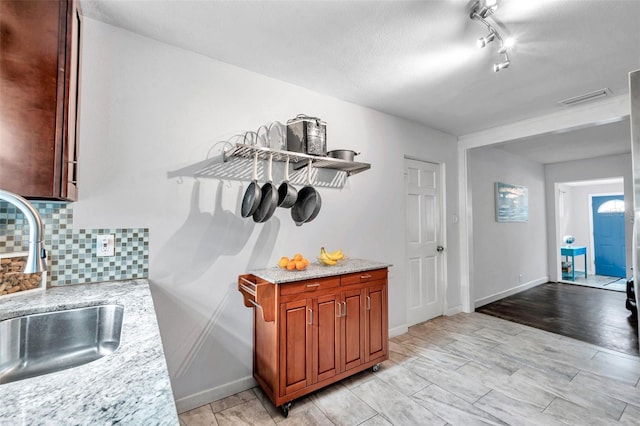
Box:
xmin=249 ymin=258 xmax=392 ymax=283
xmin=0 ymin=279 xmax=179 ymax=425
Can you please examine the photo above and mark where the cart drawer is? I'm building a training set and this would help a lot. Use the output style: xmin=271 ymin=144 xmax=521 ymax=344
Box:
xmin=279 ymin=276 xmax=340 ymax=296
xmin=341 ymin=268 xmax=387 ymax=286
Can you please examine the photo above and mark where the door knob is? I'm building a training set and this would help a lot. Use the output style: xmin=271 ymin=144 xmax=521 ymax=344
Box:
xmin=436 ymin=245 xmax=445 ymax=253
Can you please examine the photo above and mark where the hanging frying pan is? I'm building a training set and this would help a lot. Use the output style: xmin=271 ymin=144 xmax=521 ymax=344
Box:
xmin=253 ymin=153 xmax=278 ymax=223
xmin=291 ymin=160 xmax=322 ymax=226
xmin=277 ymin=156 xmax=298 ymax=208
xmin=241 ymin=152 xmax=262 ymax=218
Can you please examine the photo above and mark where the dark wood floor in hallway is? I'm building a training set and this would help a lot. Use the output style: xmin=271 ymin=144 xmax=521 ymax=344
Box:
xmin=476 ymin=282 xmax=639 ymax=356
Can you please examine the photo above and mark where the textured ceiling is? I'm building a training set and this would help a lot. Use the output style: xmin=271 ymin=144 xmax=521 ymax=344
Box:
xmin=79 ymin=0 xmax=640 ymax=161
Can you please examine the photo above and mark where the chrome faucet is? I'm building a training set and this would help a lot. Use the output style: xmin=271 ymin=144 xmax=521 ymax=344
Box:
xmin=0 ymin=189 xmax=47 ymax=273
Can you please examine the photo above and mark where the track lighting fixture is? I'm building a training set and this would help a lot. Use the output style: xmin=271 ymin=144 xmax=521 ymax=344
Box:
xmin=470 ymin=0 xmax=512 ymax=72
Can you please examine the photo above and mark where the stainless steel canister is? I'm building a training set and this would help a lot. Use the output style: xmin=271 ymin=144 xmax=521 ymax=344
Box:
xmin=286 ymin=115 xmax=327 ymax=156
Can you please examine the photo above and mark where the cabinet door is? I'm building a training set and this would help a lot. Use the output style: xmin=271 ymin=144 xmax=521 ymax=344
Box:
xmin=0 ymin=0 xmax=80 ymax=200
xmin=365 ymin=283 xmax=388 ymax=362
xmin=279 ymin=299 xmax=312 ymax=396
xmin=341 ymin=289 xmax=365 ymax=372
xmin=312 ymin=294 xmax=341 ymax=383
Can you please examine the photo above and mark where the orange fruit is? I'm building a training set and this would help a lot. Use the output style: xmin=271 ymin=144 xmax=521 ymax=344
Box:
xmin=278 ymin=256 xmax=289 ymax=268
xmin=295 ymin=260 xmax=306 ymax=271
xmin=286 ymin=260 xmax=296 ymax=271
xmin=293 ymin=253 xmax=303 ymax=261
xmin=302 ymin=258 xmax=309 ymax=266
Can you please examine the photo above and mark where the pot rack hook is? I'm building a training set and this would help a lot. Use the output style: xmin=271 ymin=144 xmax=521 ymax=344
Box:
xmin=284 ymin=156 xmax=290 ymax=181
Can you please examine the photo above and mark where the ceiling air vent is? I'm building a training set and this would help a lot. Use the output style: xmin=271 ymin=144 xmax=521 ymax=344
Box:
xmin=559 ymin=88 xmax=612 ymax=107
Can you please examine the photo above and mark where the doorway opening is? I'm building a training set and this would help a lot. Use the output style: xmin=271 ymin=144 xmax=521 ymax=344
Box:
xmin=555 ymin=177 xmax=627 ymax=292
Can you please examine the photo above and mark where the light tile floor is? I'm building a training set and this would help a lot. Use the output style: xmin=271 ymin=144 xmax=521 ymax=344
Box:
xmin=179 ymin=313 xmax=640 ymax=425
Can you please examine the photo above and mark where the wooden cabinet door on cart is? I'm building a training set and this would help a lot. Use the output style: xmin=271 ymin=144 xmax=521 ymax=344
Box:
xmin=312 ymin=294 xmax=340 ymax=383
xmin=279 ymin=299 xmax=312 ymax=396
xmin=0 ymin=0 xmax=81 ymax=200
xmin=365 ymin=283 xmax=388 ymax=361
xmin=341 ymin=289 xmax=366 ymax=371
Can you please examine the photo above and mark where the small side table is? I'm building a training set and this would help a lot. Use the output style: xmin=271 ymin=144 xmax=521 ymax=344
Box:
xmin=561 ymin=246 xmax=587 ymax=281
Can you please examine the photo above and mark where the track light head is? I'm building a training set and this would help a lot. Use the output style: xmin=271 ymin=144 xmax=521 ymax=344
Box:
xmin=493 ymin=60 xmax=510 ymax=72
xmin=477 ymin=31 xmax=496 ymax=48
xmin=471 ymin=0 xmax=498 ymax=19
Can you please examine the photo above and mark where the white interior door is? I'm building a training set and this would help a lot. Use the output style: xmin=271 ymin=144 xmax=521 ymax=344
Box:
xmin=405 ymin=158 xmax=444 ymax=326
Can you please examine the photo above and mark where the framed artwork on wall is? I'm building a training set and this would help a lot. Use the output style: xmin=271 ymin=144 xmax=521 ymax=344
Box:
xmin=495 ymin=182 xmax=529 ymax=222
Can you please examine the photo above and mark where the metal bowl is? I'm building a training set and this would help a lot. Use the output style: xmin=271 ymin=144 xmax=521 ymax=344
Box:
xmin=327 ymin=149 xmax=359 ymax=162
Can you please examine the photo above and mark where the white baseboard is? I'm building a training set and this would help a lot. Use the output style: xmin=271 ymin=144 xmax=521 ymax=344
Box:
xmin=474 ymin=277 xmax=548 ymax=309
xmin=174 ymin=375 xmax=257 ymax=414
xmin=389 ymin=324 xmax=408 ymax=338
xmin=446 ymin=305 xmax=463 ymax=316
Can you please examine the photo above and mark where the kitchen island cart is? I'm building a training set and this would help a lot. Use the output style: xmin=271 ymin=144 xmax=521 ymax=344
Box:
xmin=238 ymin=259 xmax=389 ymax=417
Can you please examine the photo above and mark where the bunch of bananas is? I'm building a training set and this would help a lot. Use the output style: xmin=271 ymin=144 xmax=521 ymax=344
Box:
xmin=319 ymin=247 xmax=344 ymax=266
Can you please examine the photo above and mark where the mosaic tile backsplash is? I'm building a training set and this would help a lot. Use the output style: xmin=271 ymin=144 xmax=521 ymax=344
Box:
xmin=0 ymin=201 xmax=148 ymax=286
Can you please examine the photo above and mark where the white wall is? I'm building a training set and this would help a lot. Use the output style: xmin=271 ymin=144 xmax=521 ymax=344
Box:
xmin=468 ymin=147 xmax=548 ymax=307
xmin=558 ymin=183 xmax=572 ymax=245
xmin=562 ymin=182 xmax=624 ymax=275
xmin=546 ymin=154 xmax=633 ymax=282
xmin=74 ymin=19 xmax=460 ymax=411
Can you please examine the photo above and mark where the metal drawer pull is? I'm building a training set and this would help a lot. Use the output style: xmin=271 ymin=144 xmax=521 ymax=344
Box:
xmin=336 ymin=302 xmax=341 ymax=317
xmin=308 ymin=308 xmax=313 ymax=325
xmin=360 ymin=274 xmax=372 ymax=279
xmin=306 ymin=283 xmax=320 ymax=287
xmin=367 ymin=296 xmax=371 ymax=310
xmin=343 ymin=301 xmax=347 ymax=317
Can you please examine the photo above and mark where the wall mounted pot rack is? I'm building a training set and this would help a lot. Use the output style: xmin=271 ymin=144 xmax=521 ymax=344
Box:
xmin=167 ymin=143 xmax=371 ymax=190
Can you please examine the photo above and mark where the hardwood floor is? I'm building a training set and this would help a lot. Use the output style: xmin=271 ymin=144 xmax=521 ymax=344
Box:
xmin=477 ymin=282 xmax=639 ymax=356
xmin=180 ymin=312 xmax=640 ymax=425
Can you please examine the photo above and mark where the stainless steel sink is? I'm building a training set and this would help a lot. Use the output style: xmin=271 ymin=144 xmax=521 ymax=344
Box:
xmin=0 ymin=304 xmax=124 ymax=384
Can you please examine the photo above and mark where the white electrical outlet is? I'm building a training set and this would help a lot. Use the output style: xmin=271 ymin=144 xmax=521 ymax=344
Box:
xmin=96 ymin=234 xmax=115 ymax=257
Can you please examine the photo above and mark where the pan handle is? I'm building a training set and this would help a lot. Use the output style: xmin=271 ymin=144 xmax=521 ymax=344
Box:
xmin=284 ymin=156 xmax=290 ymax=181
xmin=252 ymin=152 xmax=259 ymax=181
xmin=306 ymin=160 xmax=313 ymax=185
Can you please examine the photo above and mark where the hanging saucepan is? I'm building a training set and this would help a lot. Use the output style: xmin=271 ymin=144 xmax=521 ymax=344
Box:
xmin=277 ymin=156 xmax=298 ymax=208
xmin=253 ymin=153 xmax=278 ymax=223
xmin=241 ymin=152 xmax=262 ymax=218
xmin=291 ymin=160 xmax=322 ymax=226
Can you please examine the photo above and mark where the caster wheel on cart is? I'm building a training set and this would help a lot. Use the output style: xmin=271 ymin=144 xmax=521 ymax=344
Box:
xmin=281 ymin=402 xmax=292 ymax=418
xmin=372 ymin=363 xmax=381 ymax=372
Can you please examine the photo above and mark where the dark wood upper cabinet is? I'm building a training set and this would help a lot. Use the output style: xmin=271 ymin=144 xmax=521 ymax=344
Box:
xmin=0 ymin=0 xmax=81 ymax=201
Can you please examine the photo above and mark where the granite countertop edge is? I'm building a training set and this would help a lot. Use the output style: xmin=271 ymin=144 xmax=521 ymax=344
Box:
xmin=0 ymin=279 xmax=179 ymax=425
xmin=249 ymin=258 xmax=392 ymax=283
